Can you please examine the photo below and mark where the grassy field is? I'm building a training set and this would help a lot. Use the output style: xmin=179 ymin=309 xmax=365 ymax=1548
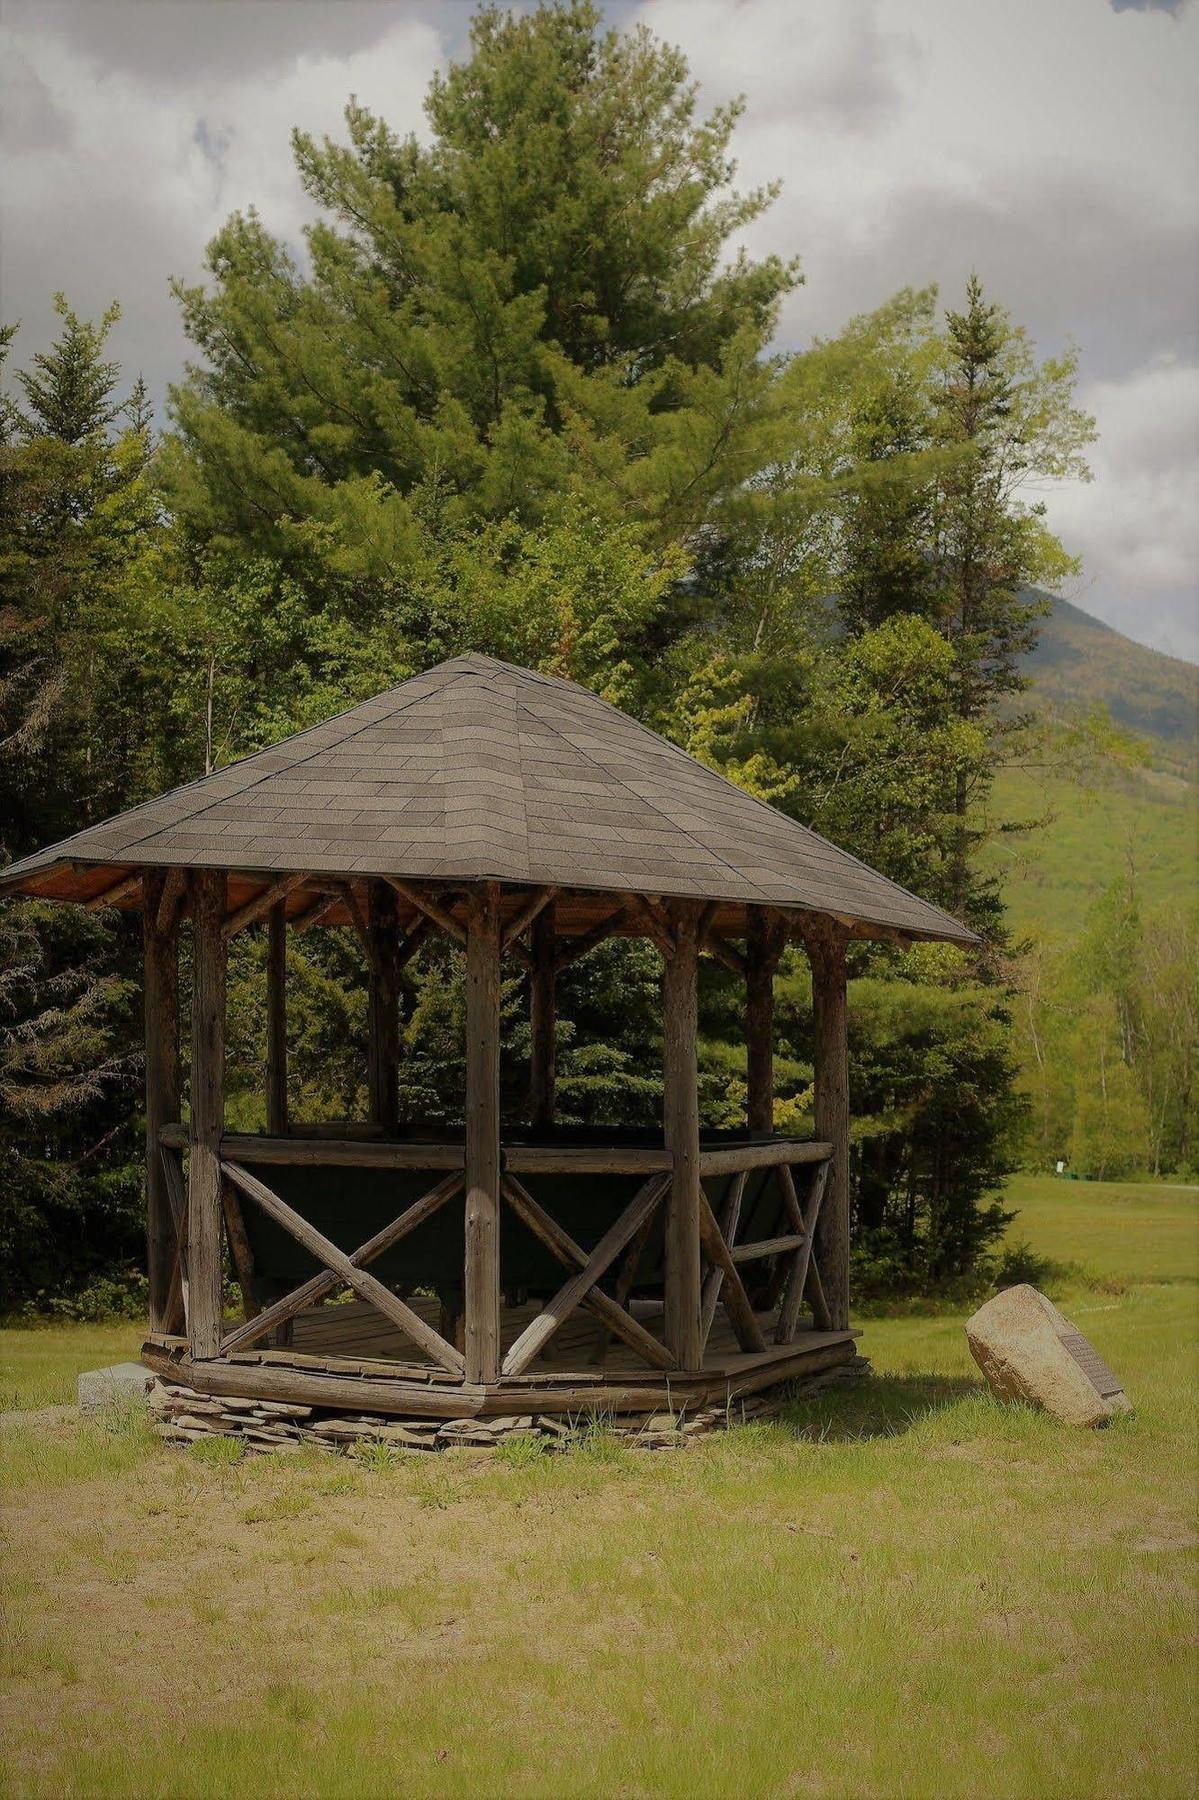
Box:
xmin=1 ymin=1175 xmax=1196 ymax=1800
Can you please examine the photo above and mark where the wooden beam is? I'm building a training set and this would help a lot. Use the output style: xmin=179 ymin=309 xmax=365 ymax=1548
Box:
xmin=529 ymin=898 xmax=556 ymax=1130
xmin=220 ymin=1177 xmax=258 ymax=1319
xmin=702 ymin=930 xmax=746 ymax=977
xmin=223 ymin=1161 xmax=466 ymax=1375
xmin=384 ymin=877 xmax=467 ymax=947
xmin=85 ymin=869 xmax=141 ymax=911
xmin=503 ymin=885 xmax=559 ymax=952
xmin=222 ymin=872 xmax=308 ymax=941
xmin=219 ymin=1172 xmax=464 ymax=1355
xmin=187 ymin=870 xmax=227 ymax=1359
xmin=745 ymin=908 xmax=782 ymax=1135
xmin=501 ymin=1173 xmax=670 ymax=1376
xmin=159 ymin=1145 xmax=189 ymax=1332
xmin=266 ymin=901 xmax=288 ymax=1135
xmin=396 ymin=914 xmax=431 ymax=969
xmin=555 ymin=902 xmax=629 ymax=969
xmin=730 ymin=1233 xmax=804 ymax=1263
xmin=464 ymin=882 xmax=502 ymax=1384
xmin=292 ymin=890 xmax=344 ymax=934
xmin=143 ymin=871 xmax=181 ymax=1336
xmin=697 ymin=1190 xmax=767 ymax=1352
xmin=155 ymin=867 xmax=188 ymax=935
xmin=367 ymin=881 xmax=400 ymax=1132
xmin=700 ymin=1169 xmax=746 ymax=1351
xmin=501 ymin=1174 xmax=677 ymax=1371
xmin=805 ymin=922 xmax=851 ymax=1331
xmin=631 ymin=893 xmax=676 ymax=958
xmin=776 ymin=1159 xmax=830 ymax=1343
xmin=661 ymin=899 xmax=702 ymax=1368
xmin=697 ymin=1139 xmax=831 ymax=1175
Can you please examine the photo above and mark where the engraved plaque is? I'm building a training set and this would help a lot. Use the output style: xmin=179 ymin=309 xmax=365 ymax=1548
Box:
xmin=1058 ymin=1328 xmax=1125 ymax=1399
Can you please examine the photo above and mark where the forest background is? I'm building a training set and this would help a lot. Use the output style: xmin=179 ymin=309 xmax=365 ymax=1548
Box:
xmin=2 ymin=1 xmax=1194 ymax=1315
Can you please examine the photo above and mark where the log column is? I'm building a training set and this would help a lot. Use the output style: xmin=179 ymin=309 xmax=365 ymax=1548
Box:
xmin=367 ymin=881 xmax=400 ymax=1132
xmin=188 ymin=871 xmax=227 ymax=1359
xmin=143 ymin=869 xmax=180 ymax=1334
xmin=805 ymin=920 xmax=851 ymax=1331
xmin=662 ymin=899 xmax=703 ymax=1369
xmin=745 ymin=909 xmax=783 ymax=1135
xmin=464 ymin=881 xmax=502 ymax=1383
xmin=529 ymin=899 xmax=556 ymax=1130
xmin=265 ymin=900 xmax=288 ymax=1136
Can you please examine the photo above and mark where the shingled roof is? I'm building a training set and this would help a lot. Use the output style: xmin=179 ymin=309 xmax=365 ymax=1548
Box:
xmin=0 ymin=653 xmax=975 ymax=944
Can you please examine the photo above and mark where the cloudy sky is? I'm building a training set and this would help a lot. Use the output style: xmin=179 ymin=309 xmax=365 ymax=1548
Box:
xmin=2 ymin=0 xmax=1196 ymax=659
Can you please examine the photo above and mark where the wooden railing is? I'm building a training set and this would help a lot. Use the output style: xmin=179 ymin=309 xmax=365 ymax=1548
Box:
xmin=156 ymin=1128 xmax=833 ymax=1377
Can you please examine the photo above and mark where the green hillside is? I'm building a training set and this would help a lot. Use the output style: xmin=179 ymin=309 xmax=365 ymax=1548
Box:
xmin=987 ymin=598 xmax=1197 ymax=940
xmin=987 ymin=760 xmax=1196 ymax=941
xmin=1023 ymin=592 xmax=1197 ymax=774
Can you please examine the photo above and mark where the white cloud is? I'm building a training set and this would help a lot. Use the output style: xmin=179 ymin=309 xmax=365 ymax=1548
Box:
xmin=1 ymin=12 xmax=443 ymax=400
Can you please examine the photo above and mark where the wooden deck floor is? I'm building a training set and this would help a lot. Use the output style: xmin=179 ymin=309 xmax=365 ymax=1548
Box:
xmin=287 ymin=1293 xmax=826 ymax=1377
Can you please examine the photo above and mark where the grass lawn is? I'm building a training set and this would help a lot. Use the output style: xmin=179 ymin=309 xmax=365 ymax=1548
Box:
xmin=1 ymin=1176 xmax=1196 ymax=1800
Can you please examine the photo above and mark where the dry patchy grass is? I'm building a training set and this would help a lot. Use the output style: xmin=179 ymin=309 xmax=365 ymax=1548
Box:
xmin=0 ymin=1178 xmax=1195 ymax=1800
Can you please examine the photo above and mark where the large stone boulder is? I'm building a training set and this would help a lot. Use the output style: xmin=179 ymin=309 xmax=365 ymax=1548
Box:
xmin=965 ymin=1284 xmax=1130 ymax=1427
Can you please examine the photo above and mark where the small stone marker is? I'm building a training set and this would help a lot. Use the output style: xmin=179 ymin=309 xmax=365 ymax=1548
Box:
xmin=965 ymin=1284 xmax=1130 ymax=1428
xmin=78 ymin=1363 xmax=153 ymax=1414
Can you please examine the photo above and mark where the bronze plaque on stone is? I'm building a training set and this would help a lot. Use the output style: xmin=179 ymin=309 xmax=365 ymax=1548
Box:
xmin=1057 ymin=1328 xmax=1125 ymax=1399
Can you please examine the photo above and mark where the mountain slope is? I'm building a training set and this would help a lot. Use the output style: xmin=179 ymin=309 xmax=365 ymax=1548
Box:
xmin=1023 ymin=593 xmax=1197 ymax=770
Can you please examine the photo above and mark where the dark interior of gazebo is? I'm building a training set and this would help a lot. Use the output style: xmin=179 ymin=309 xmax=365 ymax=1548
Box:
xmin=1 ymin=654 xmax=975 ymax=1420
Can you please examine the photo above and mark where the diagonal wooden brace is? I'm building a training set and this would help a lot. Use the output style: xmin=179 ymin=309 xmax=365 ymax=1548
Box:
xmin=775 ymin=1158 xmax=831 ymax=1343
xmin=501 ymin=1174 xmax=678 ymax=1372
xmin=697 ymin=1190 xmax=767 ymax=1352
xmin=700 ymin=1169 xmax=747 ymax=1352
xmin=222 ymin=1162 xmax=466 ymax=1375
xmin=502 ymin=1173 xmax=671 ymax=1376
xmin=160 ymin=1144 xmax=189 ymax=1335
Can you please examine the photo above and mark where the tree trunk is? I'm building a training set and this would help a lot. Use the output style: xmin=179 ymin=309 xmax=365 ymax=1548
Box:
xmin=143 ymin=870 xmax=180 ymax=1334
xmin=806 ymin=922 xmax=850 ymax=1331
xmin=266 ymin=900 xmax=288 ymax=1136
xmin=464 ymin=882 xmax=502 ymax=1383
xmin=745 ymin=908 xmax=779 ymax=1134
xmin=188 ymin=871 xmax=227 ymax=1359
xmin=662 ymin=900 xmax=703 ymax=1368
xmin=367 ymin=881 xmax=400 ymax=1131
xmin=529 ymin=900 xmax=556 ymax=1130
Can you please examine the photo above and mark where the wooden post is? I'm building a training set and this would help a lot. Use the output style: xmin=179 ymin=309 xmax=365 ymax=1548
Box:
xmin=188 ymin=870 xmax=227 ymax=1359
xmin=464 ymin=881 xmax=502 ymax=1384
xmin=745 ymin=908 xmax=780 ymax=1135
xmin=266 ymin=900 xmax=288 ymax=1136
xmin=662 ymin=899 xmax=703 ymax=1369
xmin=805 ymin=921 xmax=850 ymax=1331
xmin=143 ymin=869 xmax=180 ymax=1334
xmin=367 ymin=881 xmax=400 ymax=1131
xmin=529 ymin=899 xmax=556 ymax=1130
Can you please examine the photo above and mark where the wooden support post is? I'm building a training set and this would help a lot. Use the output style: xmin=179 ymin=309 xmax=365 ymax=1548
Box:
xmin=143 ymin=870 xmax=181 ymax=1335
xmin=367 ymin=881 xmax=400 ymax=1132
xmin=464 ymin=882 xmax=502 ymax=1384
xmin=745 ymin=909 xmax=779 ymax=1135
xmin=806 ymin=922 xmax=851 ymax=1331
xmin=188 ymin=870 xmax=227 ymax=1359
xmin=662 ymin=899 xmax=703 ymax=1369
xmin=529 ymin=898 xmax=556 ymax=1130
xmin=266 ymin=901 xmax=288 ymax=1136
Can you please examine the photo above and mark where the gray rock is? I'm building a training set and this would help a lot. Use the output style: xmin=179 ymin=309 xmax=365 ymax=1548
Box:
xmin=77 ymin=1362 xmax=153 ymax=1414
xmin=966 ymin=1285 xmax=1131 ymax=1428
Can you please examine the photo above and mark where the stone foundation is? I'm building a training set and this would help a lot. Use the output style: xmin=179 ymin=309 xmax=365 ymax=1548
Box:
xmin=149 ymin=1356 xmax=870 ymax=1455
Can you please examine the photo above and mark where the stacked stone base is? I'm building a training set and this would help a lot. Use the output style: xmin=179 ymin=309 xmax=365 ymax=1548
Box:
xmin=148 ymin=1356 xmax=869 ymax=1455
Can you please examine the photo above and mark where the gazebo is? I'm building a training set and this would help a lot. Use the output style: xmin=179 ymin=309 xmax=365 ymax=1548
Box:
xmin=2 ymin=653 xmax=974 ymax=1423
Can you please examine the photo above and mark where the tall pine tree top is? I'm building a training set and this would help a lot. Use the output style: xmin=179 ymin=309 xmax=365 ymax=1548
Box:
xmin=167 ymin=0 xmax=798 ymax=568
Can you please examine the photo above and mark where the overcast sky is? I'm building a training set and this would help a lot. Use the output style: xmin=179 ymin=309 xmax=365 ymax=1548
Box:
xmin=2 ymin=0 xmax=1196 ymax=660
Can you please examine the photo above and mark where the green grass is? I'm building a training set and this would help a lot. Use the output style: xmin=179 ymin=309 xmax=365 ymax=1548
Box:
xmin=1 ymin=1176 xmax=1196 ymax=1800
xmin=986 ymin=762 xmax=1197 ymax=943
xmin=0 ymin=1320 xmax=144 ymax=1412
